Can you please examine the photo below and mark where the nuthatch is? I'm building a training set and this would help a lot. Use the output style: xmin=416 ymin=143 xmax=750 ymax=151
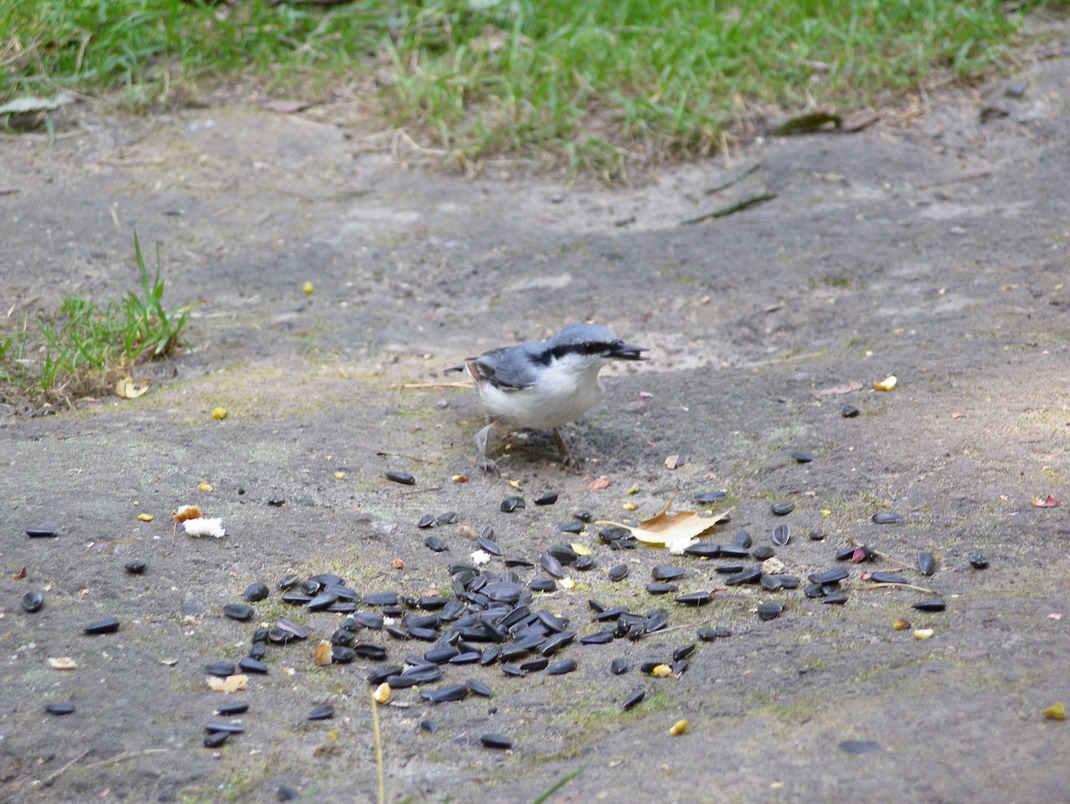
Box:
xmin=451 ymin=324 xmax=648 ymax=469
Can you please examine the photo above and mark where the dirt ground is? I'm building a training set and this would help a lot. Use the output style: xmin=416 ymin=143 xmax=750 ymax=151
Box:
xmin=2 ymin=21 xmax=1070 ymax=804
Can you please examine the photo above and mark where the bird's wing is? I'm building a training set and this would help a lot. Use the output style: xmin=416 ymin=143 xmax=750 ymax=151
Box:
xmin=467 ymin=346 xmax=540 ymax=391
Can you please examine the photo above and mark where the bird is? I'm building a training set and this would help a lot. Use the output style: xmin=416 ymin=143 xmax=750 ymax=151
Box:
xmin=452 ymin=324 xmax=648 ymax=470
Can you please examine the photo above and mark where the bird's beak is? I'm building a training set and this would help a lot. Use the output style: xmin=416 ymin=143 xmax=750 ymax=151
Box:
xmin=609 ymin=343 xmax=648 ymax=361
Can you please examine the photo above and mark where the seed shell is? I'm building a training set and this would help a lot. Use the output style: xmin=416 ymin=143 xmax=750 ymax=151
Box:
xmin=384 ymin=471 xmax=416 ymax=486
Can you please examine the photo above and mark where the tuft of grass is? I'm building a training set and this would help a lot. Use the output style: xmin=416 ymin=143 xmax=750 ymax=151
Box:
xmin=0 ymin=233 xmax=191 ymax=402
xmin=0 ymin=1 xmax=1054 ymax=175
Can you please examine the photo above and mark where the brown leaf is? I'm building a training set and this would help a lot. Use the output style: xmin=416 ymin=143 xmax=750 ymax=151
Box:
xmin=207 ymin=674 xmax=248 ymax=693
xmin=598 ymin=503 xmax=734 ymax=554
xmin=313 ymin=640 xmax=332 ymax=666
xmin=588 ymin=476 xmax=611 ymax=490
xmin=391 ymin=558 xmax=406 ymax=569
xmin=1034 ymin=495 xmax=1060 ymax=508
xmin=13 ymin=566 xmax=26 ymax=579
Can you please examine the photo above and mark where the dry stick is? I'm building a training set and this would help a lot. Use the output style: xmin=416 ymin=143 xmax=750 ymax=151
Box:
xmin=860 ymin=582 xmax=939 ymax=596
xmin=371 ymin=694 xmax=386 ymax=804
xmin=399 ymin=486 xmax=442 ymax=496
xmin=392 ymin=381 xmax=472 ymax=390
xmin=40 ymin=749 xmax=90 ymax=786
xmin=79 ymin=748 xmax=170 ymax=773
xmin=704 ymin=161 xmax=762 ymax=195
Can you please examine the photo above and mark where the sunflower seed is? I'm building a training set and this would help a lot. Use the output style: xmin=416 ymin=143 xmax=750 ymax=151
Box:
xmin=205 ymin=722 xmax=245 ymax=735
xmin=912 ymin=598 xmax=946 ymax=612
xmin=694 ymin=491 xmax=727 ymax=504
xmin=652 ymin=566 xmax=687 ymax=581
xmin=466 ymin=679 xmax=493 ymax=697
xmin=646 ymin=582 xmax=679 ymax=595
xmin=674 ymin=591 xmax=712 ymax=606
xmin=822 ymin=592 xmax=849 ymax=605
xmin=216 ymin=701 xmax=249 ymax=715
xmin=622 ymin=688 xmax=646 ymax=710
xmin=871 ymin=512 xmax=903 ymax=524
xmin=770 ymin=501 xmax=794 ymax=516
xmin=480 ymin=733 xmax=513 ymax=749
xmin=500 ymin=496 xmax=525 ymax=512
xmin=84 ymin=617 xmax=120 ymax=635
xmin=810 ymin=568 xmax=849 ymax=585
xmin=607 ymin=564 xmax=629 ymax=582
xmin=21 ymin=591 xmax=43 ymax=613
xmin=840 ymin=405 xmax=860 ymax=418
xmin=757 ymin=601 xmax=783 ymax=621
xmin=734 ymin=532 xmax=752 ymax=549
xmin=725 ymin=567 xmax=762 ymax=586
xmin=385 ymin=471 xmax=416 ymax=485
xmin=683 ymin=543 xmax=721 ymax=558
xmin=579 ymin=630 xmax=615 ymax=645
xmin=25 ymin=526 xmax=57 ymax=538
xmin=124 ymin=560 xmax=147 ymax=574
xmin=534 ymin=492 xmax=559 ymax=506
xmin=792 ymin=451 xmax=814 ymax=463
xmin=307 ymin=705 xmax=334 ymax=720
xmin=752 ymin=546 xmax=775 ymax=560
xmin=223 ymin=603 xmax=255 ymax=621
xmin=45 ymin=703 xmax=75 ymax=715
xmin=771 ymin=524 xmax=792 ymax=545
xmin=610 ymin=657 xmax=629 ymax=674
xmin=205 ymin=661 xmax=236 ymax=677
xmin=969 ymin=555 xmax=989 ymax=570
xmin=869 ymin=571 xmax=908 ymax=585
xmin=203 ymin=732 xmax=229 ymax=748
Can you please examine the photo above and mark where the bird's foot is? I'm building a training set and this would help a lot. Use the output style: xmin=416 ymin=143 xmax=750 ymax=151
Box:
xmin=553 ymin=429 xmax=583 ymax=473
xmin=475 ymin=422 xmax=499 ymax=474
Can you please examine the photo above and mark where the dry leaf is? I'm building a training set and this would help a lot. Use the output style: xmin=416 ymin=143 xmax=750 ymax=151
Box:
xmin=198 ymin=481 xmax=213 ymax=492
xmin=588 ymin=476 xmax=611 ymax=490
xmin=571 ymin=543 xmax=592 ymax=556
xmin=333 ymin=471 xmax=345 ymax=479
xmin=626 ymin=483 xmax=640 ymax=495
xmin=597 ymin=503 xmax=734 ymax=554
xmin=207 ymin=674 xmax=248 ymax=692
xmin=1042 ymin=702 xmax=1066 ymax=720
xmin=873 ymin=375 xmax=897 ymax=391
xmin=1033 ymin=495 xmax=1060 ymax=508
xmin=13 ymin=566 xmax=26 ymax=579
xmin=652 ymin=664 xmax=674 ymax=678
xmin=313 ymin=640 xmax=332 ymax=666
xmin=391 ymin=558 xmax=406 ymax=569
xmin=115 ymin=375 xmax=149 ymax=399
xmin=49 ymin=657 xmax=77 ymax=670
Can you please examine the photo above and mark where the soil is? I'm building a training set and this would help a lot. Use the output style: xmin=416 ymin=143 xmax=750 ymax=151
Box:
xmin=2 ymin=21 xmax=1070 ymax=804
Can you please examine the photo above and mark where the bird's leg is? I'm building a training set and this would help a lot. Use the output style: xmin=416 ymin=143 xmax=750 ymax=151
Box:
xmin=553 ymin=428 xmax=581 ymax=471
xmin=475 ymin=421 xmax=499 ymax=473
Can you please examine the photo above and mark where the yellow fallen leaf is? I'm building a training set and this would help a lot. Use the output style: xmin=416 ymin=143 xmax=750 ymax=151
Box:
xmin=571 ymin=543 xmax=592 ymax=556
xmin=598 ymin=503 xmax=734 ymax=555
xmin=873 ymin=375 xmax=897 ymax=391
xmin=560 ymin=577 xmax=575 ymax=590
xmin=303 ymin=281 xmax=314 ymax=294
xmin=115 ymin=375 xmax=148 ymax=399
xmin=626 ymin=483 xmax=641 ymax=495
xmin=820 ymin=509 xmax=832 ymax=517
xmin=623 ymin=502 xmax=638 ymax=511
xmin=198 ymin=481 xmax=213 ymax=492
xmin=333 ymin=471 xmax=345 ymax=479
xmin=313 ymin=640 xmax=332 ymax=666
xmin=652 ymin=664 xmax=674 ymax=678
xmin=137 ymin=513 xmax=154 ymax=522
xmin=1041 ymin=702 xmax=1065 ymax=720
xmin=48 ymin=657 xmax=77 ymax=670
xmin=372 ymin=683 xmax=392 ymax=704
xmin=507 ymin=479 xmax=522 ymax=489
xmin=207 ymin=674 xmax=248 ymax=692
xmin=669 ymin=719 xmax=688 ymax=735
xmin=211 ymin=407 xmax=227 ymax=420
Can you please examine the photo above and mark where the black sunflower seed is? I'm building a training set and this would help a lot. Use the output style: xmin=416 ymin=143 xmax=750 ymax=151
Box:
xmin=466 ymin=679 xmax=493 ymax=697
xmin=696 ymin=626 xmax=717 ymax=642
xmin=307 ymin=705 xmax=334 ymax=720
xmin=242 ymin=582 xmax=269 ymax=602
xmin=871 ymin=512 xmax=903 ymax=524
xmin=640 ymin=661 xmax=667 ymax=674
xmin=278 ymin=573 xmax=300 ymax=590
xmin=809 ymin=530 xmax=826 ymax=541
xmin=124 ymin=560 xmax=147 ymax=574
xmin=917 ymin=552 xmax=937 ymax=575
xmin=714 ymin=563 xmax=746 ymax=575
xmin=622 ymin=688 xmax=646 ymax=710
xmin=368 ymin=665 xmax=403 ymax=684
xmin=607 ymin=564 xmax=629 ymax=582
xmin=385 ymin=471 xmax=416 ymax=485
xmin=912 ymin=598 xmax=946 ymax=612
xmin=205 ymin=661 xmax=236 ymax=677
xmin=84 ymin=617 xmax=120 ymax=635
xmin=673 ymin=643 xmax=696 ymax=661
xmin=364 ymin=592 xmax=399 ymax=607
xmin=281 ymin=593 xmax=313 ymax=606
xmin=610 ymin=657 xmax=629 ymax=674
xmin=725 ymin=566 xmax=763 ymax=586
xmin=760 ymin=575 xmax=783 ymax=591
xmin=25 ymin=526 xmax=57 ymax=538
xmin=647 ymin=582 xmax=679 ymax=595
xmin=869 ymin=571 xmax=908 ymax=585
xmin=839 ymin=739 xmax=880 ymax=754
xmin=770 ymin=501 xmax=794 ymax=516
xmin=205 ymin=722 xmax=245 ymax=735
xmin=752 ymin=546 xmax=775 ymax=560
xmin=674 ymin=591 xmax=712 ymax=606
xmin=534 ymin=492 xmax=559 ymax=506
xmin=238 ymin=657 xmax=268 ymax=674
xmin=223 ymin=602 xmax=255 ymax=621
xmin=45 ymin=703 xmax=75 ymax=715
xmin=771 ymin=524 xmax=792 ymax=546
xmin=353 ymin=644 xmax=388 ymax=660
xmin=573 ymin=555 xmax=596 ymax=571
xmin=683 ymin=543 xmax=721 ymax=558
xmin=216 ymin=701 xmax=249 ymax=715
xmin=734 ymin=532 xmax=752 ymax=549
xmin=547 ymin=658 xmax=577 ymax=675
xmin=203 ymin=732 xmax=229 ymax=748
xmin=841 ymin=405 xmax=859 ymax=418
xmin=331 ymin=646 xmax=357 ymax=664
xmin=804 ymin=583 xmax=826 ymax=598
xmin=792 ymin=451 xmax=814 ymax=463
xmin=540 ymin=632 xmax=575 ymax=654
xmin=652 ymin=566 xmax=687 ymax=581
xmin=417 ymin=513 xmax=436 ymax=528
xmin=420 ymin=720 xmax=437 ymax=733
xmin=810 ymin=568 xmax=849 ymax=585
xmin=557 ymin=521 xmax=584 ymax=535
xmin=822 ymin=592 xmax=849 ymax=605
xmin=579 ymin=630 xmax=615 ymax=645
xmin=757 ymin=601 xmax=783 ymax=621
xmin=424 ymin=535 xmax=449 ymax=553
xmin=500 ymin=496 xmax=525 ymax=512
xmin=778 ymin=575 xmax=801 ymax=589
xmin=477 ymin=536 xmax=502 ymax=556
xmin=436 ymin=511 xmax=459 ymax=526
xmin=718 ymin=545 xmax=751 ymax=559
xmin=501 ymin=664 xmax=527 ymax=677
xmin=520 ymin=657 xmax=549 ymax=672
xmin=481 ymin=733 xmax=513 ymax=750
xmin=694 ymin=491 xmax=727 ymax=504
xmin=969 ymin=555 xmax=989 ymax=570
xmin=21 ymin=591 xmax=43 ymax=613
xmin=572 ymin=510 xmax=593 ymax=523
xmin=646 ymin=610 xmax=670 ymax=632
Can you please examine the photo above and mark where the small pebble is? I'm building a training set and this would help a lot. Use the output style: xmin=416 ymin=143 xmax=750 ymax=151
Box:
xmin=840 ymin=405 xmax=860 ymax=418
xmin=124 ymin=560 xmax=147 ymax=574
xmin=969 ymin=555 xmax=989 ymax=570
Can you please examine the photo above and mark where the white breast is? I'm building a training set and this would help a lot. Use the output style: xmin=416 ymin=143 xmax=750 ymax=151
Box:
xmin=476 ymin=358 xmax=606 ymax=430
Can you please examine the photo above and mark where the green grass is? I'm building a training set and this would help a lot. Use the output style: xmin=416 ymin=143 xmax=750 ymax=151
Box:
xmin=0 ymin=1 xmax=1054 ymax=175
xmin=0 ymin=233 xmax=191 ymax=401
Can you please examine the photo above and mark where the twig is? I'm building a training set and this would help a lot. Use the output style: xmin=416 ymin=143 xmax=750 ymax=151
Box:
xmin=40 ymin=749 xmax=90 ymax=786
xmin=79 ymin=748 xmax=170 ymax=772
xmin=376 ymin=451 xmax=439 ymax=463
xmin=391 ymin=381 xmax=472 ymax=390
xmin=680 ymin=193 xmax=777 ymax=225
xmin=704 ymin=161 xmax=762 ymax=195
xmin=859 ymin=582 xmax=939 ymax=596
xmin=399 ymin=486 xmax=442 ymax=496
xmin=371 ymin=694 xmax=386 ymax=804
xmin=738 ymin=351 xmax=824 ymax=369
